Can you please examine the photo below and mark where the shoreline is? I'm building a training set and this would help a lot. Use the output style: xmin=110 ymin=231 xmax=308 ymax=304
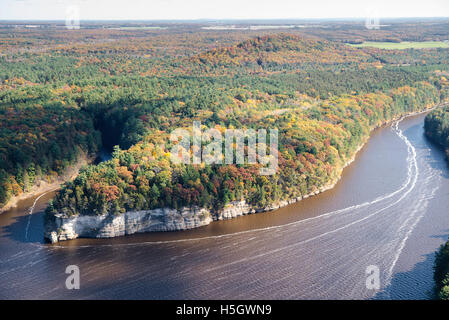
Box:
xmin=44 ymin=104 xmax=443 ymax=243
xmin=0 ymin=153 xmax=91 ymax=215
xmin=234 ymin=104 xmax=442 ymax=217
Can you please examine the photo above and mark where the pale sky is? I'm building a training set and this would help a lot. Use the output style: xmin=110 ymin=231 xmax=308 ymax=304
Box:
xmin=0 ymin=0 xmax=448 ymax=20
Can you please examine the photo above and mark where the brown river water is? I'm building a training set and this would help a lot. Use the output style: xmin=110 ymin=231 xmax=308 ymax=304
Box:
xmin=1 ymin=113 xmax=449 ymax=299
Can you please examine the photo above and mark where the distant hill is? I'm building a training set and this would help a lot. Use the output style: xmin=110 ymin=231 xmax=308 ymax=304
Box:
xmin=189 ymin=34 xmax=372 ymax=72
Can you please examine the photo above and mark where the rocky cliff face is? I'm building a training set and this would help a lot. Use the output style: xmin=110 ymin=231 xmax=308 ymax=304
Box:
xmin=46 ymin=200 xmax=263 ymax=243
xmin=45 ymin=206 xmax=213 ymax=243
xmin=45 ymin=179 xmax=339 ymax=243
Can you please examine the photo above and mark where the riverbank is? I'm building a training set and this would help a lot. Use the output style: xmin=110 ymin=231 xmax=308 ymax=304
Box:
xmin=0 ymin=153 xmax=91 ymax=215
xmin=45 ymin=104 xmax=442 ymax=243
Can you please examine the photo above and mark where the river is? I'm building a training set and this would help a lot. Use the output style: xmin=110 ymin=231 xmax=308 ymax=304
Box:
xmin=1 ymin=113 xmax=449 ymax=299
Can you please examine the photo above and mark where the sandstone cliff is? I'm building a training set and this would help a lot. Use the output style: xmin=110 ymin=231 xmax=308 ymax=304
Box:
xmin=44 ymin=176 xmax=341 ymax=243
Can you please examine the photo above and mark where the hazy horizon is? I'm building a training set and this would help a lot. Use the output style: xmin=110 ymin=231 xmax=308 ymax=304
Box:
xmin=1 ymin=17 xmax=449 ymax=22
xmin=1 ymin=0 xmax=448 ymax=21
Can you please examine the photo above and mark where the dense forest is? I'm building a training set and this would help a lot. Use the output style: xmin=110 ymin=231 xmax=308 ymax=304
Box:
xmin=434 ymin=240 xmax=449 ymax=300
xmin=425 ymin=105 xmax=449 ymax=161
xmin=0 ymin=25 xmax=449 ymax=219
xmin=0 ymin=101 xmax=101 ymax=206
